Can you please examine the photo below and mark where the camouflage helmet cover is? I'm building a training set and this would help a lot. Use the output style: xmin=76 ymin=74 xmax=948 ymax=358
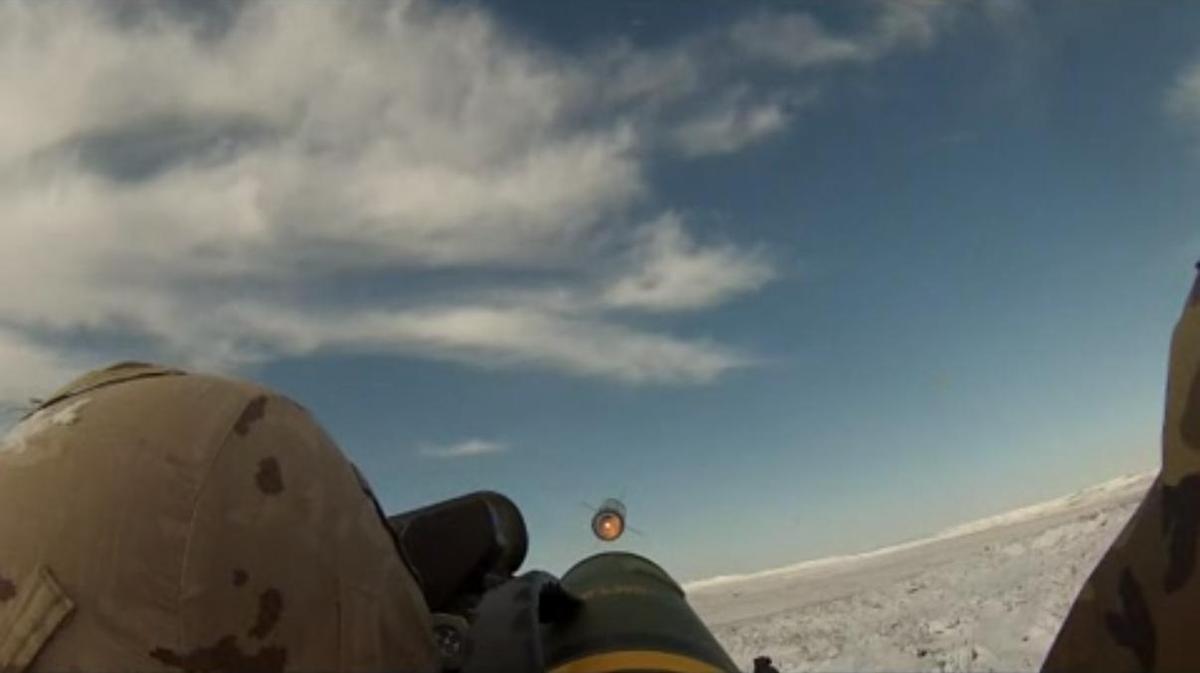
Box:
xmin=0 ymin=363 xmax=438 ymax=673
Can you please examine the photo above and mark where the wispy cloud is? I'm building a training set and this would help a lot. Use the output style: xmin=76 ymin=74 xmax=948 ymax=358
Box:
xmin=0 ymin=0 xmax=960 ymax=402
xmin=1168 ymin=61 xmax=1200 ymax=123
xmin=728 ymin=1 xmax=950 ymax=72
xmin=602 ymin=214 xmax=776 ymax=312
xmin=209 ymin=301 xmax=750 ymax=384
xmin=419 ymin=438 xmax=508 ymax=459
xmin=0 ymin=328 xmax=82 ymax=406
xmin=671 ymin=97 xmax=795 ymax=159
xmin=730 ymin=13 xmax=870 ymax=70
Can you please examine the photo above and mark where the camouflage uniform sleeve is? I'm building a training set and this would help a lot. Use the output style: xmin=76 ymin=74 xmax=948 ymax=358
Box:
xmin=1041 ymin=265 xmax=1200 ymax=673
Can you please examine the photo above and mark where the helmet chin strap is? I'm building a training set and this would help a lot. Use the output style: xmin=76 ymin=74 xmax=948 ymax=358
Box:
xmin=0 ymin=566 xmax=75 ymax=673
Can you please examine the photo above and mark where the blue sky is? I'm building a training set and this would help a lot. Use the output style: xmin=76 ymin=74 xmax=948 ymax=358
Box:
xmin=2 ymin=1 xmax=1200 ymax=582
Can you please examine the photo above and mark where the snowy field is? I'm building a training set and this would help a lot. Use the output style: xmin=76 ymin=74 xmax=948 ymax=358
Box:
xmin=686 ymin=474 xmax=1154 ymax=672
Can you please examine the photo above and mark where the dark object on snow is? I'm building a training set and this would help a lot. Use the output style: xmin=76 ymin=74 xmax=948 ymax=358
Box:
xmin=753 ymin=655 xmax=781 ymax=673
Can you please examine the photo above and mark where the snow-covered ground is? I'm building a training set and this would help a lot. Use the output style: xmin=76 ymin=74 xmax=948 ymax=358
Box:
xmin=686 ymin=474 xmax=1154 ymax=672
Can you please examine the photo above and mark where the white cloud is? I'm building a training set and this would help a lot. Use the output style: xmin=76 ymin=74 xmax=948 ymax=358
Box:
xmin=419 ymin=438 xmax=508 ymax=459
xmin=1168 ymin=62 xmax=1200 ymax=123
xmin=866 ymin=1 xmax=947 ymax=54
xmin=731 ymin=13 xmax=869 ymax=70
xmin=592 ymin=39 xmax=704 ymax=109
xmin=0 ymin=329 xmax=83 ymax=408
xmin=729 ymin=2 xmax=953 ymax=71
xmin=0 ymin=0 xmax=956 ymax=399
xmin=197 ymin=301 xmax=749 ymax=384
xmin=0 ymin=1 xmax=644 ymax=271
xmin=693 ymin=2 xmax=953 ymax=155
xmin=672 ymin=101 xmax=789 ymax=158
xmin=603 ymin=215 xmax=775 ymax=312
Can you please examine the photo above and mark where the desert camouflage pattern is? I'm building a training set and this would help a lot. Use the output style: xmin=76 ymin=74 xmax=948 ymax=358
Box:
xmin=1042 ymin=265 xmax=1200 ymax=673
xmin=0 ymin=364 xmax=439 ymax=673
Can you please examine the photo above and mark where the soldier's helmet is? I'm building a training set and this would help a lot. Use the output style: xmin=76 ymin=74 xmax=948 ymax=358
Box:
xmin=0 ymin=363 xmax=439 ymax=673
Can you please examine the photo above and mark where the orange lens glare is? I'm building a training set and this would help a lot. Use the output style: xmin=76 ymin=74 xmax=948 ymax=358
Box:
xmin=592 ymin=512 xmax=625 ymax=541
